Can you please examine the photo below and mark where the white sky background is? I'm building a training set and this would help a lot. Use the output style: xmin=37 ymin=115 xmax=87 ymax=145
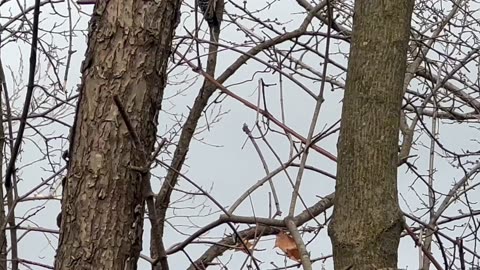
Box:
xmin=0 ymin=0 xmax=479 ymax=269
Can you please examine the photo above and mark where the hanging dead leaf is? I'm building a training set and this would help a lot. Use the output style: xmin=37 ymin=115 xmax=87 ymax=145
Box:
xmin=234 ymin=239 xmax=254 ymax=254
xmin=274 ymin=231 xmax=301 ymax=262
xmin=285 ymin=248 xmax=301 ymax=262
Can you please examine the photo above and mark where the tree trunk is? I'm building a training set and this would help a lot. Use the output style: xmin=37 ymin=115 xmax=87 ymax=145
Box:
xmin=54 ymin=0 xmax=181 ymax=269
xmin=0 ymin=65 xmax=8 ymax=270
xmin=328 ymin=1 xmax=414 ymax=269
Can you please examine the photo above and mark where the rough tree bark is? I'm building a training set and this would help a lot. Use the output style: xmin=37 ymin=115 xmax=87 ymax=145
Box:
xmin=328 ymin=0 xmax=414 ymax=269
xmin=54 ymin=0 xmax=181 ymax=269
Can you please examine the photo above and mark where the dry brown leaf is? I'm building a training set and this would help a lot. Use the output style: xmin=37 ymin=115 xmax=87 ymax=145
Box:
xmin=285 ymin=248 xmax=301 ymax=262
xmin=274 ymin=231 xmax=301 ymax=262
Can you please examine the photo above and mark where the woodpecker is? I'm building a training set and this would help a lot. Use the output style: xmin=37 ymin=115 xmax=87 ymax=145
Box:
xmin=198 ymin=0 xmax=224 ymax=29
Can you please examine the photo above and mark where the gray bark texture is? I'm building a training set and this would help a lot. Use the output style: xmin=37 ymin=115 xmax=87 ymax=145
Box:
xmin=328 ymin=0 xmax=414 ymax=269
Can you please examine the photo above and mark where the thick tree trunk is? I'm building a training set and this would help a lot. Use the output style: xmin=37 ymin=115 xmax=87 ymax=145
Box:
xmin=328 ymin=1 xmax=414 ymax=269
xmin=54 ymin=0 xmax=181 ymax=269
